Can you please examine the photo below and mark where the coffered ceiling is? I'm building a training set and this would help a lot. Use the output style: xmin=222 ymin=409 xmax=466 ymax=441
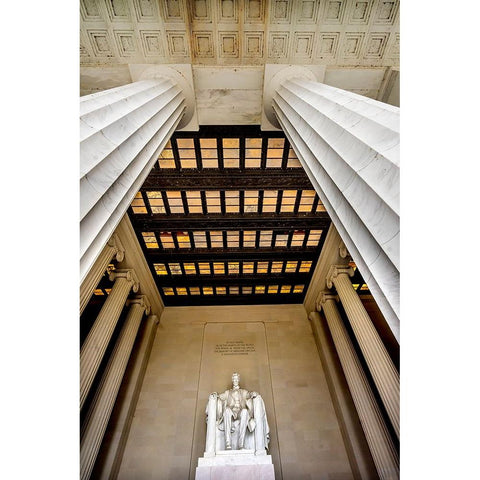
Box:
xmin=80 ymin=0 xmax=400 ymax=105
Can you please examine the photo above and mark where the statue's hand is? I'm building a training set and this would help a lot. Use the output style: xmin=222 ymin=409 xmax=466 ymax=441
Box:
xmin=210 ymin=392 xmax=218 ymax=399
xmin=250 ymin=391 xmax=258 ymax=398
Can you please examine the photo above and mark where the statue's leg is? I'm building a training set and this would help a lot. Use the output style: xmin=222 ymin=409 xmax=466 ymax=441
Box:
xmin=224 ymin=408 xmax=233 ymax=449
xmin=238 ymin=409 xmax=249 ymax=449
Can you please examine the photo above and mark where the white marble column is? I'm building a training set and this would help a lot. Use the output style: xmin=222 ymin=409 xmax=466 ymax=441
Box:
xmin=80 ymin=295 xmax=150 ymax=480
xmin=265 ymin=68 xmax=399 ymax=342
xmin=327 ymin=265 xmax=399 ymax=438
xmin=80 ymin=269 xmax=139 ymax=410
xmin=317 ymin=294 xmax=399 ymax=480
xmin=80 ymin=76 xmax=188 ymax=285
xmin=80 ymin=233 xmax=125 ymax=315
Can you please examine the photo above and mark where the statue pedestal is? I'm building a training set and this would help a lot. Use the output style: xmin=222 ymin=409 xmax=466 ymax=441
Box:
xmin=195 ymin=450 xmax=275 ymax=479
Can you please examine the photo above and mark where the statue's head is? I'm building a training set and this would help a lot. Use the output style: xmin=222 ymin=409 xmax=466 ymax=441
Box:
xmin=232 ymin=372 xmax=240 ymax=387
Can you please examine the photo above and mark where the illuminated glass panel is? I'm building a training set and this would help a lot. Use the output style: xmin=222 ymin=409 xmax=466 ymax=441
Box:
xmin=104 ymin=289 xmax=112 ymax=295
xmin=285 ymin=261 xmax=298 ymax=273
xmin=299 ymin=261 xmax=312 ymax=273
xmin=280 ymin=285 xmax=292 ymax=294
xmin=177 ymin=138 xmax=197 ymax=169
xmin=242 ymin=286 xmax=252 ymax=294
xmin=245 ymin=138 xmax=262 ymax=168
xmin=223 ymin=138 xmax=239 ymax=168
xmin=262 ymin=191 xmax=278 ymax=213
xmin=176 ymin=232 xmax=190 ymax=249
xmin=360 ymin=284 xmax=369 ymax=291
xmin=163 ymin=287 xmax=175 ymax=295
xmin=293 ymin=285 xmax=304 ymax=294
xmin=146 ymin=191 xmax=165 ymax=214
xmin=266 ymin=138 xmax=284 ymax=168
xmin=206 ymin=190 xmax=221 ymax=213
xmin=193 ymin=231 xmax=207 ymax=248
xmin=316 ymin=202 xmax=327 ymax=212
xmin=159 ymin=232 xmax=174 ymax=249
xmin=243 ymin=230 xmax=256 ymax=247
xmin=216 ymin=286 xmax=227 ymax=295
xmin=228 ymin=262 xmax=239 ymax=274
xmin=154 ymin=263 xmax=168 ymax=275
xmin=210 ymin=231 xmax=224 ymax=248
xmin=227 ymin=231 xmax=239 ymax=247
xmin=183 ymin=263 xmax=196 ymax=275
xmin=271 ymin=261 xmax=283 ymax=273
xmin=291 ymin=231 xmax=305 ymax=247
xmin=166 ymin=191 xmax=184 ymax=214
xmin=142 ymin=232 xmax=158 ymax=249
xmin=259 ymin=230 xmax=273 ymax=247
xmin=189 ymin=287 xmax=201 ymax=295
xmin=287 ymin=147 xmax=301 ymax=168
xmin=168 ymin=263 xmax=182 ymax=275
xmin=352 ymin=284 xmax=360 ymax=290
xmin=93 ymin=289 xmax=104 ymax=296
xmin=213 ymin=262 xmax=225 ymax=274
xmin=257 ymin=262 xmax=269 ymax=274
xmin=281 ymin=190 xmax=297 ymax=213
xmin=203 ymin=286 xmax=214 ymax=295
xmin=131 ymin=192 xmax=147 ymax=214
xmin=176 ymin=287 xmax=188 ymax=295
xmin=244 ymin=191 xmax=258 ymax=213
xmin=198 ymin=263 xmax=211 ymax=275
xmin=158 ymin=140 xmax=175 ymax=168
xmin=298 ymin=190 xmax=315 ymax=212
xmin=307 ymin=230 xmax=323 ymax=247
xmin=268 ymin=285 xmax=279 ymax=294
xmin=229 ymin=286 xmax=239 ymax=294
xmin=200 ymin=138 xmax=218 ymax=168
xmin=242 ymin=262 xmax=254 ymax=274
xmin=275 ymin=233 xmax=289 ymax=247
xmin=255 ymin=285 xmax=266 ymax=294
xmin=186 ymin=191 xmax=203 ymax=214
xmin=225 ymin=191 xmax=239 ymax=213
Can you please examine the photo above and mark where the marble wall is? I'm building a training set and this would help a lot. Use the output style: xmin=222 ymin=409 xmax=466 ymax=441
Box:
xmin=117 ymin=304 xmax=354 ymax=480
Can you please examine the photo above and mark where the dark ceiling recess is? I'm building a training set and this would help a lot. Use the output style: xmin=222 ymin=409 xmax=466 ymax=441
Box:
xmin=128 ymin=125 xmax=332 ymax=306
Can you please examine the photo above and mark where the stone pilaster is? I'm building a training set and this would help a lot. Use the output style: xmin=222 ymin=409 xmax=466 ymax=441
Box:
xmin=80 ymin=234 xmax=125 ymax=315
xmin=317 ymin=294 xmax=399 ymax=480
xmin=327 ymin=265 xmax=399 ymax=438
xmin=80 ymin=295 xmax=151 ymax=480
xmin=80 ymin=76 xmax=189 ymax=284
xmin=266 ymin=68 xmax=399 ymax=341
xmin=80 ymin=269 xmax=139 ymax=410
xmin=92 ymin=314 xmax=159 ymax=480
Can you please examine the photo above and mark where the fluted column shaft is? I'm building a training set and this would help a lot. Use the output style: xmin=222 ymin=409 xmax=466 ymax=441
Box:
xmin=80 ymin=295 xmax=150 ymax=480
xmin=80 ymin=234 xmax=125 ymax=315
xmin=270 ymin=74 xmax=399 ymax=341
xmin=318 ymin=294 xmax=398 ymax=479
xmin=80 ymin=78 xmax=186 ymax=284
xmin=80 ymin=269 xmax=139 ymax=410
xmin=327 ymin=266 xmax=399 ymax=438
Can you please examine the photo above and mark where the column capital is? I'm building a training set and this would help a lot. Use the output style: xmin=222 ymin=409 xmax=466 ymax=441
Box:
xmin=126 ymin=295 xmax=151 ymax=315
xmin=262 ymin=64 xmax=324 ymax=129
xmin=338 ymin=241 xmax=349 ymax=259
xmin=107 ymin=233 xmax=125 ymax=262
xmin=326 ymin=265 xmax=354 ymax=289
xmin=316 ymin=291 xmax=339 ymax=312
xmin=109 ymin=269 xmax=140 ymax=293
